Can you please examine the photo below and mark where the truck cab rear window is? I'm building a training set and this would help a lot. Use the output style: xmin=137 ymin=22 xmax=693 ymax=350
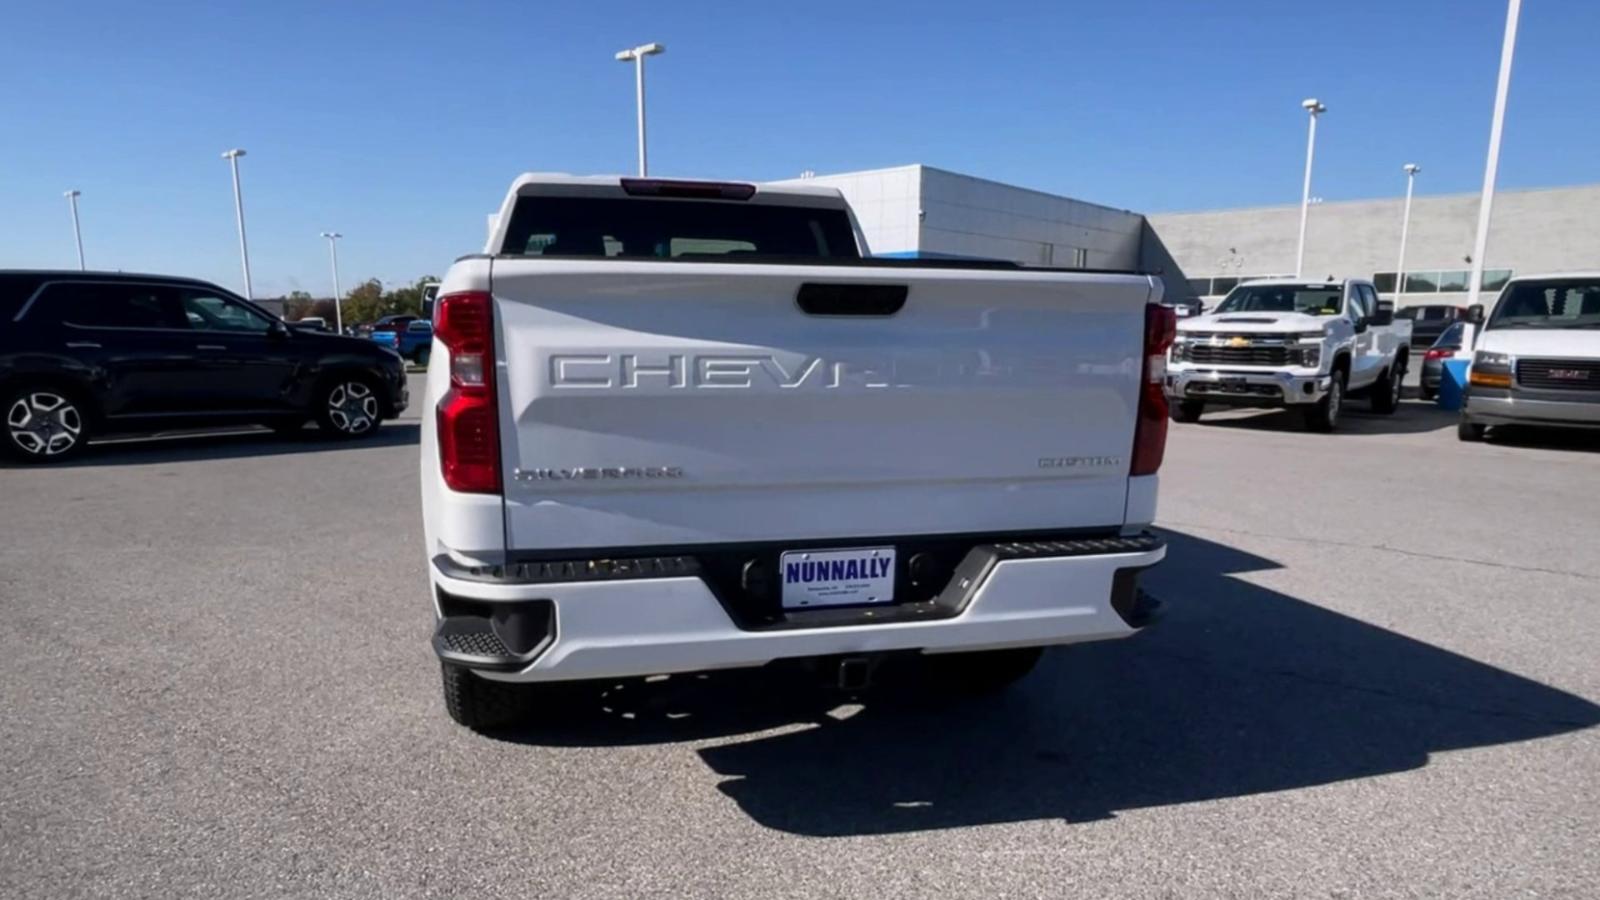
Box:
xmin=501 ymin=196 xmax=857 ymax=260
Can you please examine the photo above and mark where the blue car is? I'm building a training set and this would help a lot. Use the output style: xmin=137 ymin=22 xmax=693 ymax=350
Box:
xmin=370 ymin=317 xmax=433 ymax=363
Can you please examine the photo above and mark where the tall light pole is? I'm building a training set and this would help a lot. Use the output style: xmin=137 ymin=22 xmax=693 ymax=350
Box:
xmin=320 ymin=232 xmax=344 ymax=333
xmin=1294 ymin=98 xmax=1327 ymax=278
xmin=1465 ymin=0 xmax=1522 ymax=336
xmin=615 ymin=42 xmax=665 ymax=176
xmin=221 ymin=149 xmax=254 ymax=300
xmin=64 ymin=190 xmax=85 ymax=271
xmin=1394 ymin=164 xmax=1422 ymax=302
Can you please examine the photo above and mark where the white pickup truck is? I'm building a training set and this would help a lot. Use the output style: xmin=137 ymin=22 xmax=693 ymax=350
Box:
xmin=1165 ymin=278 xmax=1412 ymax=431
xmin=419 ymin=174 xmax=1173 ymax=730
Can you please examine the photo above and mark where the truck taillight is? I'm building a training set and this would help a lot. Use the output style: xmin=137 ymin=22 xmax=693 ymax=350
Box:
xmin=1131 ymin=304 xmax=1177 ymax=477
xmin=434 ymin=291 xmax=500 ymax=493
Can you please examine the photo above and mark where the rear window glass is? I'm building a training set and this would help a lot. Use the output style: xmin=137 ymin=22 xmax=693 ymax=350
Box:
xmin=0 ymin=274 xmax=46 ymax=320
xmin=501 ymin=196 xmax=858 ymax=260
xmin=50 ymin=283 xmax=183 ymax=329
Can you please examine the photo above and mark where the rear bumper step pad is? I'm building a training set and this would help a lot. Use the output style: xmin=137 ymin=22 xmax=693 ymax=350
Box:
xmin=432 ymin=601 xmax=556 ymax=671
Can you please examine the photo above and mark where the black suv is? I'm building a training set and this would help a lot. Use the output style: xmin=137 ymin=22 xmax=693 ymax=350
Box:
xmin=1 ymin=271 xmax=408 ymax=462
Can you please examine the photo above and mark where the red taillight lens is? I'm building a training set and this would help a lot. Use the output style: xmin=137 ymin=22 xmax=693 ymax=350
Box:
xmin=1424 ymin=348 xmax=1456 ymax=361
xmin=434 ymin=291 xmax=500 ymax=493
xmin=1131 ymin=304 xmax=1177 ymax=477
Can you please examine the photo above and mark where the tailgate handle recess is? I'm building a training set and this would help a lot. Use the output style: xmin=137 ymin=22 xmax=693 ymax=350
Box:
xmin=796 ymin=283 xmax=907 ymax=317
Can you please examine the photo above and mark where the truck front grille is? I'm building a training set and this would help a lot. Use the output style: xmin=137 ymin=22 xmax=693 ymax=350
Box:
xmin=1186 ymin=344 xmax=1293 ymax=366
xmin=1516 ymin=359 xmax=1600 ymax=391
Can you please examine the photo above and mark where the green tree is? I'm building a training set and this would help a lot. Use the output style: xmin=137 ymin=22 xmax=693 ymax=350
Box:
xmin=283 ymin=290 xmax=315 ymax=320
xmin=381 ymin=275 xmax=440 ymax=319
xmin=341 ymin=279 xmax=387 ymax=324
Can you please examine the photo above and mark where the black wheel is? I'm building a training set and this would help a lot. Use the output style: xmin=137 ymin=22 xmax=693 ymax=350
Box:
xmin=314 ymin=375 xmax=383 ymax=439
xmin=1421 ymin=385 xmax=1438 ymax=401
xmin=2 ymin=385 xmax=92 ymax=463
xmin=924 ymin=646 xmax=1044 ymax=695
xmin=1371 ymin=364 xmax=1402 ymax=414
xmin=1458 ymin=419 xmax=1486 ymax=442
xmin=1170 ymin=400 xmax=1205 ymax=423
xmin=440 ymin=663 xmax=530 ymax=731
xmin=1303 ymin=369 xmax=1345 ymax=433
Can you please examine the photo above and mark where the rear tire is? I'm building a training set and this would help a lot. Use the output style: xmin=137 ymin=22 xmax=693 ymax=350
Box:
xmin=924 ymin=646 xmax=1044 ymax=695
xmin=2 ymin=384 xmax=93 ymax=463
xmin=1421 ymin=385 xmax=1438 ymax=401
xmin=1303 ymin=370 xmax=1345 ymax=433
xmin=1370 ymin=364 xmax=1402 ymax=414
xmin=440 ymin=663 xmax=530 ymax=731
xmin=1458 ymin=419 xmax=1486 ymax=442
xmin=314 ymin=375 xmax=383 ymax=439
xmin=1170 ymin=400 xmax=1205 ymax=423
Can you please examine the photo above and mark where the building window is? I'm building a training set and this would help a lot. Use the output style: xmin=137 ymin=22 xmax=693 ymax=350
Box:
xmin=1481 ymin=269 xmax=1514 ymax=291
xmin=1185 ymin=274 xmax=1292 ymax=297
xmin=1404 ymin=272 xmax=1440 ymax=293
xmin=1378 ymin=268 xmax=1514 ymax=295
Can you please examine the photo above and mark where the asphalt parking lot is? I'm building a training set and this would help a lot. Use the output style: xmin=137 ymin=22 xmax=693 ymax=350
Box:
xmin=3 ymin=376 xmax=1598 ymax=899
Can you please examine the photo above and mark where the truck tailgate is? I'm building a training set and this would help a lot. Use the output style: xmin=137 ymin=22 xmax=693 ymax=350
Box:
xmin=491 ymin=259 xmax=1156 ymax=550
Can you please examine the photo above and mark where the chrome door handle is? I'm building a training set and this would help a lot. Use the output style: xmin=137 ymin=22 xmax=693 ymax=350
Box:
xmin=65 ymin=341 xmax=102 ymax=349
xmin=196 ymin=344 xmax=227 ymax=350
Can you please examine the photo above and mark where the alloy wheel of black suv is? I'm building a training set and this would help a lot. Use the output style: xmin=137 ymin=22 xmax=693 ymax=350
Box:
xmin=3 ymin=386 xmax=90 ymax=462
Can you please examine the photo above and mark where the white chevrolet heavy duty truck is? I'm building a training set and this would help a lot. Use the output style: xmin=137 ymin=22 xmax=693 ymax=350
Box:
xmin=1165 ymin=278 xmax=1412 ymax=432
xmin=419 ymin=174 xmax=1174 ymax=731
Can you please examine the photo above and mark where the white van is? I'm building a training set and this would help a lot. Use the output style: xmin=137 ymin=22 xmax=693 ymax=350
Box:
xmin=1460 ymin=273 xmax=1600 ymax=440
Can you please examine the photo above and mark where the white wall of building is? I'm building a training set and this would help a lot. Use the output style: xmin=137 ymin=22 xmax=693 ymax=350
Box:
xmin=1146 ymin=183 xmax=1600 ymax=307
xmin=773 ymin=165 xmax=1144 ymax=268
xmin=771 ymin=165 xmax=922 ymax=256
xmin=918 ymin=166 xmax=1143 ymax=268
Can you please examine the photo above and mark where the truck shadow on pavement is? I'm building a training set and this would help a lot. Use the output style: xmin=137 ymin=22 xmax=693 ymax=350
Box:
xmin=507 ymin=531 xmax=1600 ymax=836
xmin=1193 ymin=400 xmax=1458 ymax=436
xmin=1477 ymin=426 xmax=1600 ymax=454
xmin=1 ymin=421 xmax=421 ymax=468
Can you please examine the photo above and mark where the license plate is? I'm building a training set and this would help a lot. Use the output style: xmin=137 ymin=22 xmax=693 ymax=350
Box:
xmin=780 ymin=547 xmax=896 ymax=609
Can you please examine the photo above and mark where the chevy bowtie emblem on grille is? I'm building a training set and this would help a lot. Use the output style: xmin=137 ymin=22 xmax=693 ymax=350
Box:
xmin=1548 ymin=369 xmax=1587 ymax=380
xmin=1226 ymin=336 xmax=1252 ymax=348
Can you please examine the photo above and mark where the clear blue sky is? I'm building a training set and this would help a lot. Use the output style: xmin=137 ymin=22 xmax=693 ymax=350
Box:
xmin=3 ymin=0 xmax=1594 ymax=297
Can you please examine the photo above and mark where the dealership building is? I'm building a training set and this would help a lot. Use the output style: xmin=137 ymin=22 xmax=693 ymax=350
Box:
xmin=782 ymin=165 xmax=1600 ymax=309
